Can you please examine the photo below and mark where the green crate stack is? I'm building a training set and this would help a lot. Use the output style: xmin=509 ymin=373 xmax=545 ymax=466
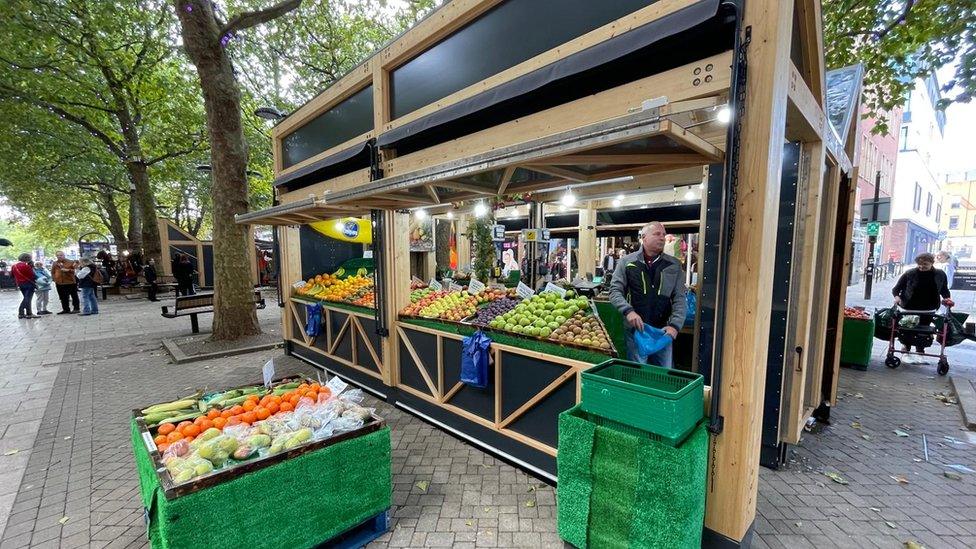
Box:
xmin=840 ymin=317 xmax=875 ymax=368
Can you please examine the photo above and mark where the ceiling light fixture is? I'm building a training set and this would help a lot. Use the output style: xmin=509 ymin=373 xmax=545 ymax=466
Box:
xmin=446 ymin=211 xmax=454 ymax=219
xmin=717 ymin=106 xmax=731 ymax=124
xmin=560 ymin=188 xmax=577 ymax=207
xmin=474 ymin=202 xmax=488 ymax=217
xmin=414 ymin=209 xmax=427 ymax=220
xmin=684 ymin=189 xmax=696 ymax=200
xmin=612 ymin=199 xmax=622 ymax=208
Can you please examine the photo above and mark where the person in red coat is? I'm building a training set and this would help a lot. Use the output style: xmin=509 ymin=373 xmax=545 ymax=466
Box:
xmin=11 ymin=253 xmax=38 ymax=319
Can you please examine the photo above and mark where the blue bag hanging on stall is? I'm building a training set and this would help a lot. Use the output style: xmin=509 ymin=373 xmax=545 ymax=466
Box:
xmin=461 ymin=330 xmax=492 ymax=389
xmin=634 ymin=326 xmax=671 ymax=362
xmin=684 ymin=291 xmax=697 ymax=327
xmin=305 ymin=303 xmax=323 ymax=337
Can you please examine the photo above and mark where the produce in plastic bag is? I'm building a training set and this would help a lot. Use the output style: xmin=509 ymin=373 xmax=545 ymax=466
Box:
xmin=166 ymin=455 xmax=215 ymax=484
xmin=161 ymin=439 xmax=189 ymax=459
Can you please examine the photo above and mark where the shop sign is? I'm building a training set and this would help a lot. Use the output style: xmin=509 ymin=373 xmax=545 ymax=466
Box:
xmin=521 ymin=228 xmax=550 ymax=243
xmin=516 ymin=282 xmax=535 ymax=299
xmin=491 ymin=224 xmax=507 ymax=241
xmin=428 ymin=279 xmax=442 ymax=291
xmin=866 ymin=221 xmax=880 ymax=237
xmin=542 ymin=282 xmax=566 ymax=297
xmin=468 ymin=278 xmax=486 ymax=294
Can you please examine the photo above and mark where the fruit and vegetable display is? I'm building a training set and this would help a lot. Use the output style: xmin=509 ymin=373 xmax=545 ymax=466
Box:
xmin=548 ymin=311 xmax=613 ymax=351
xmin=410 ymin=287 xmax=435 ymax=303
xmin=297 ymin=273 xmax=375 ymax=308
xmin=844 ymin=306 xmax=870 ymax=320
xmin=141 ymin=380 xmax=376 ymax=486
xmin=482 ymin=291 xmax=615 ymax=354
xmin=469 ymin=297 xmax=520 ymax=327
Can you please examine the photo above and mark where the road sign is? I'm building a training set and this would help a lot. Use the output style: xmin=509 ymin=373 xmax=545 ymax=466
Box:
xmin=859 ymin=197 xmax=890 ymax=224
xmin=866 ymin=222 xmax=880 ymax=237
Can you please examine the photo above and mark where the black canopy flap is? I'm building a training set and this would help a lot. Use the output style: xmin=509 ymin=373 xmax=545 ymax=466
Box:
xmin=377 ymin=0 xmax=724 ymax=151
xmin=274 ymin=141 xmax=372 ymax=191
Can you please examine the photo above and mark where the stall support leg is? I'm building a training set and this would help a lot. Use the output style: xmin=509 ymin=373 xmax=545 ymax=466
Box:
xmin=190 ymin=313 xmax=199 ymax=334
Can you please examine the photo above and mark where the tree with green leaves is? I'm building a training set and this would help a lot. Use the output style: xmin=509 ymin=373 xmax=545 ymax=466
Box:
xmin=824 ymin=0 xmax=975 ymax=134
xmin=0 ymin=0 xmax=206 ymax=261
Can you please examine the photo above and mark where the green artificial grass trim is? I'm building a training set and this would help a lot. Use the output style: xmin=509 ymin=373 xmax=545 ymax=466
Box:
xmin=131 ymin=420 xmax=391 ymax=549
xmin=399 ymin=318 xmax=609 ymax=364
xmin=594 ymin=300 xmax=628 ymax=359
xmin=557 ymin=405 xmax=707 ymax=548
xmin=291 ymin=296 xmax=375 ymax=316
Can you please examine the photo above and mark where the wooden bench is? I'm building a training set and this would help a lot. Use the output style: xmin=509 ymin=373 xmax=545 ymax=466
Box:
xmin=161 ymin=290 xmax=266 ymax=333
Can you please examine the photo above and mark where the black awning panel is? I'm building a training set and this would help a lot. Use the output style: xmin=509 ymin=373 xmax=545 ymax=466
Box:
xmin=274 ymin=142 xmax=371 ymax=191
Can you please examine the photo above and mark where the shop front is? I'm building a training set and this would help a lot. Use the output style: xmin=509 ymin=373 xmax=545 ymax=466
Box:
xmin=237 ymin=0 xmax=859 ymax=546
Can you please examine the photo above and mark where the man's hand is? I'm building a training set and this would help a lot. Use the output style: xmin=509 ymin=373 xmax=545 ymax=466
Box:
xmin=626 ymin=311 xmax=644 ymax=331
xmin=894 ymin=296 xmax=903 ymax=306
xmin=663 ymin=326 xmax=678 ymax=339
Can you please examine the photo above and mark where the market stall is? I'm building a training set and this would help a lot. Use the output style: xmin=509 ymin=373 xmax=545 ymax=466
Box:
xmin=237 ymin=0 xmax=857 ymax=546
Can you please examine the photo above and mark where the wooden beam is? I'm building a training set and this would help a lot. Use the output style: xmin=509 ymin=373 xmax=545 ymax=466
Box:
xmin=497 ymin=166 xmax=516 ymax=194
xmin=499 ymin=370 xmax=575 ymax=429
xmin=423 ymin=184 xmax=441 ymax=204
xmin=524 ymin=165 xmax=589 ymax=182
xmin=786 ymin=61 xmax=825 ymax=141
xmin=396 ymin=325 xmax=439 ymax=398
xmin=704 ymin=0 xmax=795 ymax=543
xmin=794 ymin=0 xmax=825 ymax=104
xmin=381 ymin=212 xmax=411 ymax=387
xmin=436 ymin=179 xmax=496 ymax=195
xmin=536 ymin=154 xmax=706 ymax=166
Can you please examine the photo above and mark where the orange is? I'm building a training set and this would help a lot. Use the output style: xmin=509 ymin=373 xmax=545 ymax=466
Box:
xmin=229 ymin=405 xmax=245 ymax=416
xmin=309 ymin=383 xmax=322 ymax=393
xmin=177 ymin=421 xmax=192 ymax=429
xmin=197 ymin=418 xmax=214 ymax=431
xmin=242 ymin=400 xmax=257 ymax=412
xmin=246 ymin=393 xmax=259 ymax=402
xmin=280 ymin=402 xmax=294 ymax=412
xmin=288 ymin=395 xmax=300 ymax=407
xmin=166 ymin=431 xmax=184 ymax=443
xmin=157 ymin=442 xmax=170 ymax=453
xmin=255 ymin=407 xmax=271 ymax=421
xmin=193 ymin=416 xmax=206 ymax=426
xmin=318 ymin=387 xmax=332 ymax=400
xmin=266 ymin=402 xmax=279 ymax=414
xmin=154 ymin=434 xmax=168 ymax=446
xmin=213 ymin=417 xmax=227 ymax=429
xmin=270 ymin=395 xmax=282 ymax=404
xmin=242 ymin=411 xmax=257 ymax=424
xmin=206 ymin=409 xmax=220 ymax=420
xmin=181 ymin=424 xmax=201 ymax=438
xmin=183 ymin=435 xmax=194 ymax=443
xmin=226 ymin=416 xmax=242 ymax=426
xmin=220 ymin=409 xmax=233 ymax=418
xmin=157 ymin=423 xmax=176 ymax=435
xmin=298 ymin=383 xmax=309 ymax=391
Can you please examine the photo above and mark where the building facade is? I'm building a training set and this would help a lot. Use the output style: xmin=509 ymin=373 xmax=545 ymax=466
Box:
xmin=882 ymin=73 xmax=947 ymax=264
xmin=941 ymin=173 xmax=976 ymax=259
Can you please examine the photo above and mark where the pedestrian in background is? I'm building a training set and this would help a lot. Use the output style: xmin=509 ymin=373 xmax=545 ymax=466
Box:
xmin=33 ymin=261 xmax=53 ymax=315
xmin=76 ymin=258 xmax=102 ymax=315
xmin=174 ymin=253 xmax=197 ymax=296
xmin=11 ymin=253 xmax=38 ymax=319
xmin=51 ymin=251 xmax=80 ymax=314
xmin=143 ymin=258 xmax=159 ymax=302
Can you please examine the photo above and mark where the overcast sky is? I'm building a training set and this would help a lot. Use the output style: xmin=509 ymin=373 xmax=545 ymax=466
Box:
xmin=937 ymin=61 xmax=976 ymax=179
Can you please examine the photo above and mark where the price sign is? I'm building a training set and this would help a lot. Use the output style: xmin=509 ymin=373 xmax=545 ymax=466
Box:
xmin=262 ymin=359 xmax=276 ymax=388
xmin=468 ymin=278 xmax=486 ymax=294
xmin=516 ymin=282 xmax=535 ymax=299
xmin=542 ymin=282 xmax=567 ymax=297
xmin=491 ymin=224 xmax=507 ymax=241
xmin=449 ymin=282 xmax=464 ymax=292
xmin=292 ymin=280 xmax=306 ymax=289
xmin=411 ymin=276 xmax=425 ymax=286
xmin=326 ymin=375 xmax=348 ymax=396
xmin=428 ymin=279 xmax=442 ymax=291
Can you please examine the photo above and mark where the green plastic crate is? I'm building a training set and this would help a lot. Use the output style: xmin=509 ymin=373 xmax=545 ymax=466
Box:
xmin=840 ymin=317 xmax=875 ymax=367
xmin=580 ymin=359 xmax=703 ymax=446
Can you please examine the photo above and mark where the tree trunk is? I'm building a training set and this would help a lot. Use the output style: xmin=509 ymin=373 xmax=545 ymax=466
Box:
xmin=97 ymin=183 xmax=129 ymax=248
xmin=175 ymin=0 xmax=261 ymax=340
xmin=126 ymin=184 xmax=142 ymax=251
xmin=126 ymin=160 xmax=160 ymax=263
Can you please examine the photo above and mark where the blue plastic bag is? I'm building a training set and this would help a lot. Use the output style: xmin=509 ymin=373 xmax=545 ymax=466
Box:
xmin=305 ymin=303 xmax=322 ymax=337
xmin=461 ymin=330 xmax=492 ymax=389
xmin=634 ymin=326 xmax=672 ymax=362
xmin=684 ymin=291 xmax=697 ymax=327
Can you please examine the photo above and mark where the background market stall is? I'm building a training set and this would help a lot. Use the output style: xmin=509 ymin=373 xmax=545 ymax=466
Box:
xmin=237 ymin=0 xmax=859 ymax=545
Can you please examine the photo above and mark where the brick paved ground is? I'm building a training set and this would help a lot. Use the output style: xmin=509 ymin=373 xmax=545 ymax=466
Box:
xmin=0 ymin=285 xmax=974 ymax=548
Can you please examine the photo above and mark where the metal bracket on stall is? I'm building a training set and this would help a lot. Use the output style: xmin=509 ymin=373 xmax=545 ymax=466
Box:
xmin=371 ymin=209 xmax=390 ymax=337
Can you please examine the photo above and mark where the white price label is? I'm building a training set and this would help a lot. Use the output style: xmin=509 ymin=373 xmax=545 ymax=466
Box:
xmin=428 ymin=279 xmax=442 ymax=291
xmin=142 ymin=431 xmax=156 ymax=453
xmin=262 ymin=359 xmax=275 ymax=388
xmin=411 ymin=276 xmax=425 ymax=286
xmin=468 ymin=278 xmax=486 ymax=294
xmin=449 ymin=282 xmax=464 ymax=292
xmin=326 ymin=375 xmax=348 ymax=395
xmin=543 ymin=282 xmax=567 ymax=297
xmin=292 ymin=280 xmax=306 ymax=289
xmin=516 ymin=282 xmax=535 ymax=300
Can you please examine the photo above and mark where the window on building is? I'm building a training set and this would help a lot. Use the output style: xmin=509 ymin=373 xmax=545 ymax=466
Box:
xmin=949 ymin=216 xmax=959 ymax=230
xmin=936 ymin=204 xmax=941 ymax=222
xmin=926 ymin=193 xmax=933 ymax=216
xmin=951 ymin=196 xmax=962 ymax=209
xmin=973 ymin=216 xmax=976 ymax=229
xmin=913 ymin=183 xmax=922 ymax=212
xmin=900 ymin=126 xmax=909 ymax=151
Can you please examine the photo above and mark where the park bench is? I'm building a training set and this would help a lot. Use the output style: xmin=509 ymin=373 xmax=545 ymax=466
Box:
xmin=161 ymin=290 xmax=266 ymax=333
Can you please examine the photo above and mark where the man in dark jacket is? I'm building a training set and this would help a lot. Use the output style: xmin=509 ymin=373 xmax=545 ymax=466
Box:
xmin=143 ymin=259 xmax=159 ymax=301
xmin=892 ymin=252 xmax=951 ymax=358
xmin=609 ymin=222 xmax=687 ymax=368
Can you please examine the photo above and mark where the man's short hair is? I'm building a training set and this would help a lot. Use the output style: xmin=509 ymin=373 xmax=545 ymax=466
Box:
xmin=915 ymin=253 xmax=935 ymax=264
xmin=639 ymin=221 xmax=664 ymax=236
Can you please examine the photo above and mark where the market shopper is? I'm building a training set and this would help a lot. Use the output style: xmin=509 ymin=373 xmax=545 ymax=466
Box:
xmin=34 ymin=261 xmax=53 ymax=315
xmin=143 ymin=258 xmax=159 ymax=302
xmin=51 ymin=251 xmax=80 ymax=314
xmin=892 ymin=252 xmax=951 ymax=361
xmin=609 ymin=222 xmax=687 ymax=368
xmin=11 ymin=253 xmax=38 ymax=319
xmin=173 ymin=253 xmax=197 ymax=296
xmin=76 ymin=258 xmax=102 ymax=315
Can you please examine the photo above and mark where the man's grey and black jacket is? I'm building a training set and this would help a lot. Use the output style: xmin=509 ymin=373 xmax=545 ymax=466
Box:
xmin=609 ymin=250 xmax=686 ymax=331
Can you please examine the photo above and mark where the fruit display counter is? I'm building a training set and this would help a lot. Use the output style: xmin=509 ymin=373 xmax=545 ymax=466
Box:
xmin=131 ymin=377 xmax=391 ymax=549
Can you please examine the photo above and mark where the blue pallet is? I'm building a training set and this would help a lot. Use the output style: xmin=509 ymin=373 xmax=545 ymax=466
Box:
xmin=317 ymin=508 xmax=390 ymax=549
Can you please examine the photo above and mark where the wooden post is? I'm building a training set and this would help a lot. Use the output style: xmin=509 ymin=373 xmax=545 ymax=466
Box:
xmin=280 ymin=226 xmax=302 ymax=343
xmin=380 ymin=211 xmax=410 ymax=387
xmin=704 ymin=0 xmax=794 ymax=544
xmin=456 ymin=215 xmax=471 ymax=271
xmin=577 ymin=204 xmax=597 ymax=279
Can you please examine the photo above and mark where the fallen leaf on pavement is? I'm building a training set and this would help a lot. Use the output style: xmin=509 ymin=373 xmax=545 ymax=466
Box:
xmin=414 ymin=480 xmax=429 ymax=493
xmin=904 ymin=541 xmax=925 ymax=549
xmin=870 ymin=507 xmax=881 ymax=513
xmin=525 ymin=500 xmax=536 ymax=508
xmin=890 ymin=475 xmax=909 ymax=484
xmin=944 ymin=471 xmax=963 ymax=480
xmin=58 ymin=517 xmax=69 ymax=525
xmin=854 ymin=393 xmax=864 ymax=399
xmin=850 ymin=421 xmax=862 ymax=429
xmin=862 ymin=434 xmax=872 ymax=441
xmin=466 ymin=520 xmax=473 ymax=527
xmin=886 ymin=521 xmax=897 ymax=529
xmin=894 ymin=430 xmax=910 ymax=437
xmin=824 ymin=472 xmax=848 ymax=485
xmin=2 ymin=450 xmax=18 ymax=456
